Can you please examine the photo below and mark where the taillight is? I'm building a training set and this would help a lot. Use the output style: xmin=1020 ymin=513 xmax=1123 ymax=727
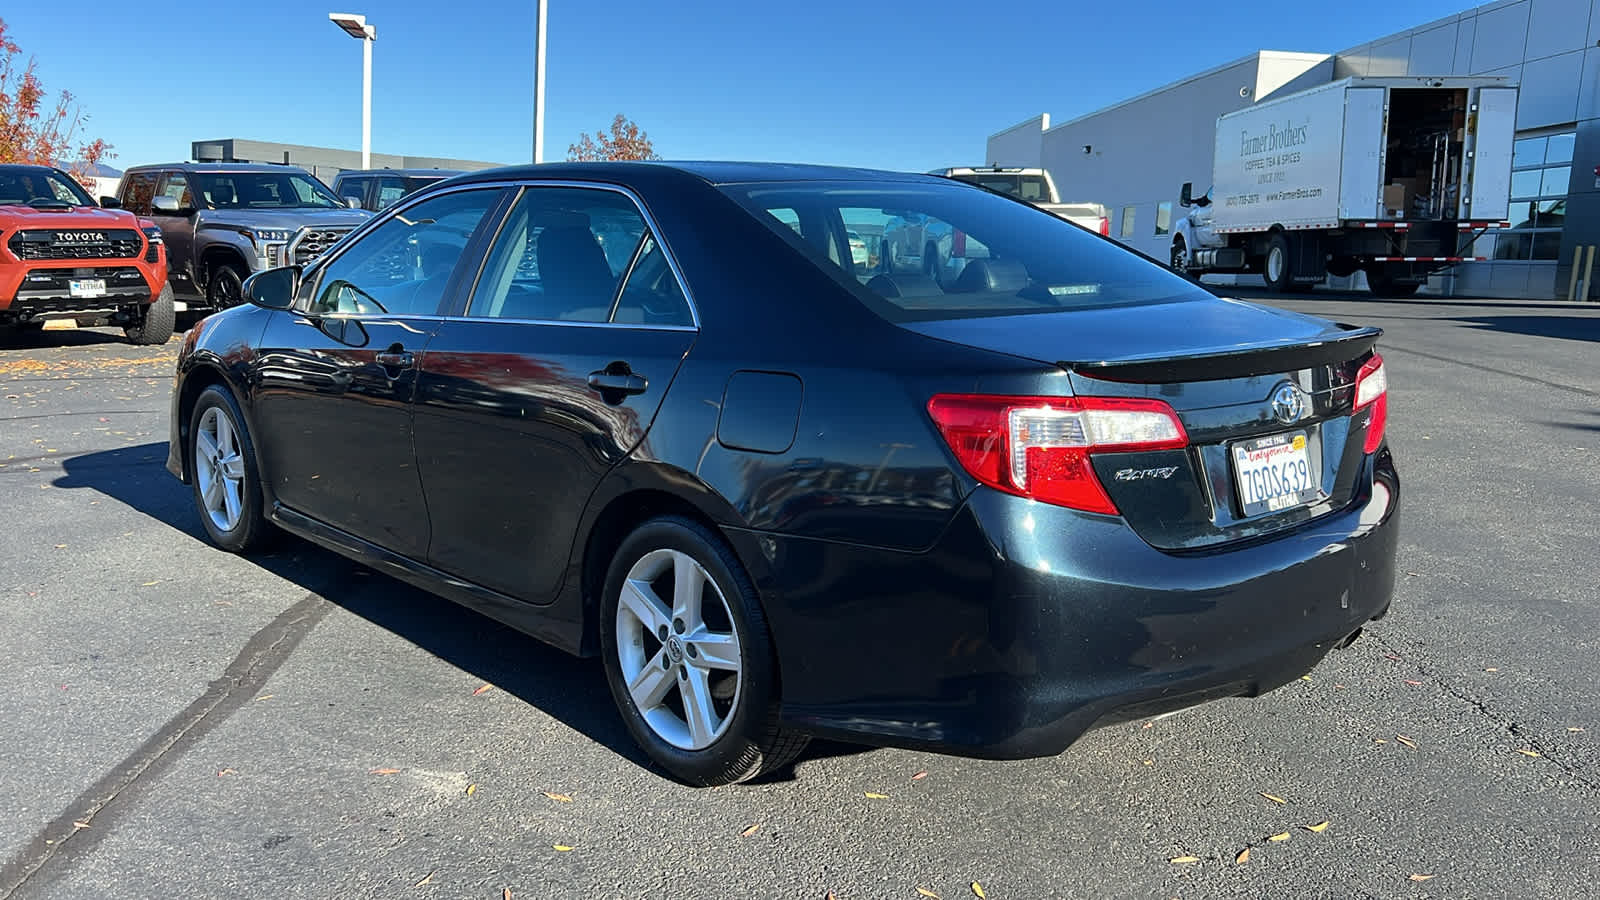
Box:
xmin=1353 ymin=354 xmax=1388 ymax=454
xmin=927 ymin=394 xmax=1187 ymax=514
xmin=1099 ymin=217 xmax=1110 ymax=236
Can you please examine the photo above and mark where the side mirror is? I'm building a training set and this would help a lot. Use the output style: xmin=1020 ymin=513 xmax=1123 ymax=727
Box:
xmin=242 ymin=266 xmax=302 ymax=310
xmin=99 ymin=196 xmax=121 ymax=209
xmin=345 ymin=196 xmax=363 ymax=209
xmin=151 ymin=195 xmax=187 ymax=215
xmin=1179 ymin=182 xmax=1193 ymax=208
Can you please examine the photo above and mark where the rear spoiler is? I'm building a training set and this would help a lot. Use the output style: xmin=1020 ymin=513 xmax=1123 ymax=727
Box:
xmin=1063 ymin=324 xmax=1382 ymax=383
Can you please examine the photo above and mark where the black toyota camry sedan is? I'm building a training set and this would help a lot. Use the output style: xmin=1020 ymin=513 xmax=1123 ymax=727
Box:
xmin=166 ymin=162 xmax=1399 ymax=786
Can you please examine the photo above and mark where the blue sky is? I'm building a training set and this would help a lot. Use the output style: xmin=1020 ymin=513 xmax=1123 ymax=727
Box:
xmin=7 ymin=0 xmax=1468 ymax=173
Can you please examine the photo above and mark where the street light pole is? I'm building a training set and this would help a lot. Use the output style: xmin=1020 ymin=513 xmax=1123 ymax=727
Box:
xmin=533 ymin=0 xmax=547 ymax=163
xmin=329 ymin=13 xmax=377 ymax=169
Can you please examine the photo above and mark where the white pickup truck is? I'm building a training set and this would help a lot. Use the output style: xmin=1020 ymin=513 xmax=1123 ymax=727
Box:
xmin=929 ymin=166 xmax=1110 ymax=235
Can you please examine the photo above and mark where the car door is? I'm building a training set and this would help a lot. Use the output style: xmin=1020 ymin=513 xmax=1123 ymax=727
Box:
xmin=250 ymin=185 xmax=509 ymax=559
xmin=151 ymin=171 xmax=199 ymax=294
xmin=413 ymin=183 xmax=697 ymax=603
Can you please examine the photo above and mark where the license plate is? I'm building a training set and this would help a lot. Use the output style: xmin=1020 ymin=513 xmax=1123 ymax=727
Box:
xmin=68 ymin=279 xmax=107 ymax=299
xmin=1231 ymin=430 xmax=1317 ymax=517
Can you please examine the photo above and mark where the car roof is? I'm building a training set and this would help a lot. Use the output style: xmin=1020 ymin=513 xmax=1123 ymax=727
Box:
xmin=0 ymin=163 xmax=63 ymax=173
xmin=449 ymin=161 xmax=937 ymax=188
xmin=334 ymin=168 xmax=465 ymax=178
xmin=124 ymin=163 xmax=315 ymax=175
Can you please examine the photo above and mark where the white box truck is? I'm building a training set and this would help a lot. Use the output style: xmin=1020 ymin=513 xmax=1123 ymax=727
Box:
xmin=1170 ymin=76 xmax=1518 ymax=295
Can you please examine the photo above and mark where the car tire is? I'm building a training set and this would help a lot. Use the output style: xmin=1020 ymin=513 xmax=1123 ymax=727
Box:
xmin=125 ymin=283 xmax=177 ymax=345
xmin=189 ymin=384 xmax=273 ymax=552
xmin=1170 ymin=236 xmax=1188 ymax=272
xmin=1263 ymin=232 xmax=1294 ymax=293
xmin=207 ymin=262 xmax=246 ymax=311
xmin=599 ymin=515 xmax=808 ymax=786
xmin=1364 ymin=265 xmax=1422 ymax=297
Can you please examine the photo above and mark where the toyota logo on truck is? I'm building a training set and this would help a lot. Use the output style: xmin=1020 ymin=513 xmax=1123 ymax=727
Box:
xmin=56 ymin=232 xmax=106 ymax=243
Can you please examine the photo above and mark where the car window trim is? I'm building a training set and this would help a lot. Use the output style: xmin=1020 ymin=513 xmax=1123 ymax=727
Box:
xmin=451 ymin=180 xmax=701 ymax=331
xmin=297 ymin=184 xmax=517 ymax=319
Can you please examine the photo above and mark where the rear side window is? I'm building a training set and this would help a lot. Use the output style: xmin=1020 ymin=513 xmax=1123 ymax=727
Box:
xmin=720 ymin=180 xmax=1201 ymax=322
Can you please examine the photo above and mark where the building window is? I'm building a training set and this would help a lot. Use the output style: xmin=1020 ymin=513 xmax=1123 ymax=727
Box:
xmin=1119 ymin=206 xmax=1137 ymax=239
xmin=1493 ymin=131 xmax=1573 ymax=261
xmin=1154 ymin=202 xmax=1172 ymax=237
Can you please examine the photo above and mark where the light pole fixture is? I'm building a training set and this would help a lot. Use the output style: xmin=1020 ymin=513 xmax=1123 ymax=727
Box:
xmin=329 ymin=12 xmax=377 ymax=169
xmin=533 ymin=0 xmax=547 ymax=163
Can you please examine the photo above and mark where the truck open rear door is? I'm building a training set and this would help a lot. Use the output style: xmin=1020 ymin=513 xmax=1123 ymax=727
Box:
xmin=1466 ymin=87 xmax=1517 ymax=222
xmin=1338 ymin=88 xmax=1386 ymax=220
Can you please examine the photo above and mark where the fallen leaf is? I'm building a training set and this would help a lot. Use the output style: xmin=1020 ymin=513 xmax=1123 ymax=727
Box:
xmin=1300 ymin=675 xmax=1312 ymax=681
xmin=53 ymin=544 xmax=66 ymax=549
xmin=413 ymin=872 xmax=434 ymax=886
xmin=1374 ymin=738 xmax=1389 ymax=744
xmin=1405 ymin=680 xmax=1424 ymax=686
xmin=1515 ymin=749 xmax=1541 ymax=758
xmin=1384 ymin=653 xmax=1402 ymax=661
xmin=371 ymin=767 xmax=402 ymax=775
xmin=552 ymin=844 xmax=573 ymax=852
xmin=1568 ymin=727 xmax=1585 ymax=733
xmin=216 ymin=768 xmax=237 ymax=776
xmin=970 ymin=883 xmax=986 ymax=898
xmin=864 ymin=791 xmax=889 ymax=799
xmin=1141 ymin=721 xmax=1154 ymax=729
xmin=916 ymin=889 xmax=941 ymax=899
xmin=1268 ymin=832 xmax=1290 ymax=842
xmin=1169 ymin=855 xmax=1201 ymax=864
xmin=140 ymin=580 xmax=161 ymax=587
xmin=1235 ymin=848 xmax=1250 ymax=864
xmin=1484 ymin=667 xmax=1499 ymax=672
xmin=466 ymin=784 xmax=477 ymax=796
xmin=1142 ymin=759 xmax=1154 ymax=766
xmin=472 ymin=684 xmax=495 ymax=696
xmin=1409 ymin=874 xmax=1437 ymax=882
xmin=1260 ymin=792 xmax=1287 ymax=804
xmin=1396 ymin=734 xmax=1418 ymax=750
xmin=255 ymin=694 xmax=274 ymax=702
xmin=740 ymin=823 xmax=761 ymax=837
xmin=72 ymin=821 xmax=89 ymax=830
xmin=1304 ymin=821 xmax=1331 ymax=833
xmin=543 ymin=792 xmax=573 ymax=803
xmin=825 ymin=893 xmax=837 ymax=900
xmin=503 ymin=890 xmax=512 ymax=900
xmin=911 ymin=770 xmax=929 ymax=781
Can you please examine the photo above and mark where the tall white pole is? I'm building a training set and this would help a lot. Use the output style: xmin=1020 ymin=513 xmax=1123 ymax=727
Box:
xmin=533 ymin=0 xmax=547 ymax=163
xmin=361 ymin=29 xmax=373 ymax=169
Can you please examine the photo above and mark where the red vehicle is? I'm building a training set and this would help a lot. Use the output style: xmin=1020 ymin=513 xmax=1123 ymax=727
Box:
xmin=1 ymin=164 xmax=174 ymax=344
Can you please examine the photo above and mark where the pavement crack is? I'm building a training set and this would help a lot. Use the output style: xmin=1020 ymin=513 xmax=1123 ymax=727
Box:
xmin=1372 ymin=633 xmax=1599 ymax=794
xmin=0 ymin=592 xmax=333 ymax=899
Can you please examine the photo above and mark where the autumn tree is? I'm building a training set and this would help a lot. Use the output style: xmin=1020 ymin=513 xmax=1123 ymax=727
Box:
xmin=0 ymin=17 xmax=112 ymax=185
xmin=567 ymin=114 xmax=660 ymax=162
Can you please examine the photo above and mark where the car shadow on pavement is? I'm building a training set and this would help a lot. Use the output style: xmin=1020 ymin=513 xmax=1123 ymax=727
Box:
xmin=54 ymin=442 xmax=868 ymax=780
xmin=1458 ymin=314 xmax=1600 ymax=343
xmin=0 ymin=328 xmax=135 ymax=351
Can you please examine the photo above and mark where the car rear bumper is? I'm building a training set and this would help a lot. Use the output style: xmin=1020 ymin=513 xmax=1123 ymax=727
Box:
xmin=747 ymin=448 xmax=1399 ymax=759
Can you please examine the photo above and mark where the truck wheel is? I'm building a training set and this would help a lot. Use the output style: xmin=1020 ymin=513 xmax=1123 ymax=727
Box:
xmin=1263 ymin=233 xmax=1294 ymax=293
xmin=1170 ymin=237 xmax=1188 ymax=272
xmin=1364 ymin=266 xmax=1422 ymax=297
xmin=125 ymin=283 xmax=177 ymax=345
xmin=207 ymin=263 xmax=246 ymax=310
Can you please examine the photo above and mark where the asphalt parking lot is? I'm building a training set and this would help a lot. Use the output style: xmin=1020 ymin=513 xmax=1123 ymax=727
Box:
xmin=1 ymin=296 xmax=1597 ymax=900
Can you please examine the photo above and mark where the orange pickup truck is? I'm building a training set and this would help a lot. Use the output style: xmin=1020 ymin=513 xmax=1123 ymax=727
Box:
xmin=1 ymin=164 xmax=173 ymax=345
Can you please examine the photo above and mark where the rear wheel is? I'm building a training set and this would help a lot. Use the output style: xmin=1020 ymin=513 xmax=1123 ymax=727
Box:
xmin=1170 ymin=236 xmax=1188 ymax=272
xmin=189 ymin=385 xmax=272 ymax=552
xmin=1364 ymin=265 xmax=1423 ymax=297
xmin=600 ymin=516 xmax=808 ymax=786
xmin=207 ymin=262 xmax=246 ymax=311
xmin=125 ymin=283 xmax=176 ymax=345
xmin=1263 ymin=233 xmax=1294 ymax=293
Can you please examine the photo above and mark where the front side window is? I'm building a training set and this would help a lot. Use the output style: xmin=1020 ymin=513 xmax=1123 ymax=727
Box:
xmin=158 ymin=173 xmax=194 ymax=209
xmin=375 ymin=177 xmax=409 ymax=210
xmin=467 ymin=187 xmax=648 ymax=323
xmin=120 ymin=172 xmax=158 ymax=215
xmin=309 ymin=189 xmax=500 ymax=316
xmin=722 ymin=180 xmax=1201 ymax=323
xmin=336 ymin=177 xmax=366 ymax=206
xmin=192 ymin=172 xmax=344 ymax=210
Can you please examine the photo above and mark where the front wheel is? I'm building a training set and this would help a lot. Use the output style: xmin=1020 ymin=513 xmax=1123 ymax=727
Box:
xmin=600 ymin=516 xmax=808 ymax=786
xmin=189 ymin=385 xmax=272 ymax=552
xmin=1170 ymin=236 xmax=1188 ymax=272
xmin=125 ymin=283 xmax=176 ymax=345
xmin=1263 ymin=233 xmax=1294 ymax=293
xmin=207 ymin=263 xmax=246 ymax=311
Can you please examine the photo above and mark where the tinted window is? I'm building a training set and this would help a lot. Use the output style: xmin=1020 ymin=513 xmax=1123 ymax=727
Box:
xmin=468 ymin=187 xmax=646 ymax=322
xmin=309 ymin=189 xmax=499 ymax=317
xmin=721 ymin=180 xmax=1202 ymax=322
xmin=612 ymin=234 xmax=693 ymax=326
xmin=120 ymin=172 xmax=158 ymax=215
xmin=336 ymin=176 xmax=367 ymax=206
xmin=375 ymin=177 xmax=408 ymax=210
xmin=191 ymin=172 xmax=343 ymax=209
xmin=158 ymin=173 xmax=195 ymax=209
xmin=950 ymin=172 xmax=1049 ymax=202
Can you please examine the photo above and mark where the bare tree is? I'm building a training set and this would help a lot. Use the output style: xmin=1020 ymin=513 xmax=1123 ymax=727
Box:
xmin=0 ymin=18 xmax=112 ymax=186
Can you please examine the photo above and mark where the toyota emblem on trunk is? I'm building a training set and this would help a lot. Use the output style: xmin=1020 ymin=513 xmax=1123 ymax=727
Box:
xmin=1271 ymin=383 xmax=1306 ymax=425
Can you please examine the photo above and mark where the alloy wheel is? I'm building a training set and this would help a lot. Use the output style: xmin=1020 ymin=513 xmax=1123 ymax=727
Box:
xmin=194 ymin=405 xmax=246 ymax=533
xmin=614 ymin=548 xmax=743 ymax=750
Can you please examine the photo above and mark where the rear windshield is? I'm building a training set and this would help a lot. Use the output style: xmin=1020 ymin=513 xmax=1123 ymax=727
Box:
xmin=948 ymin=172 xmax=1050 ymax=202
xmin=719 ymin=179 xmax=1201 ymax=322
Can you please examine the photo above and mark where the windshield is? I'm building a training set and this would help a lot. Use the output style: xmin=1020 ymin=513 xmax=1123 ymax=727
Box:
xmin=0 ymin=167 xmax=96 ymax=207
xmin=720 ymin=179 xmax=1202 ymax=323
xmin=191 ymin=171 xmax=344 ymax=210
xmin=948 ymin=172 xmax=1051 ymax=202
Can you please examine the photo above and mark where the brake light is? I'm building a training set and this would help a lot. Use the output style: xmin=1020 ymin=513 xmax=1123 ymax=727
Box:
xmin=1099 ymin=217 xmax=1110 ymax=236
xmin=927 ymin=394 xmax=1187 ymax=514
xmin=1353 ymin=354 xmax=1388 ymax=454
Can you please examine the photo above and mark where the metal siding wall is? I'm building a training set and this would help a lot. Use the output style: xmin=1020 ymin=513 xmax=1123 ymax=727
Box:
xmin=1369 ymin=38 xmax=1412 ymax=75
xmin=1576 ymin=46 xmax=1600 ymax=120
xmin=1454 ymin=19 xmax=1479 ymax=74
xmin=1554 ymin=120 xmax=1600 ymax=298
xmin=1410 ymin=25 xmax=1459 ymax=73
xmin=1524 ymin=0 xmax=1591 ymax=59
xmin=1470 ymin=2 xmax=1533 ymax=71
xmin=985 ymin=116 xmax=1048 ymax=167
xmin=1517 ymin=51 xmax=1585 ymax=128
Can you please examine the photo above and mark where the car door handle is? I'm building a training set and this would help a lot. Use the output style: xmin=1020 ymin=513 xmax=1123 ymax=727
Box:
xmin=376 ymin=349 xmax=414 ymax=368
xmin=587 ymin=370 xmax=647 ymax=395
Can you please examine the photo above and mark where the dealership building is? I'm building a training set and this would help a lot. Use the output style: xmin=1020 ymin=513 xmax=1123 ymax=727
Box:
xmin=985 ymin=0 xmax=1595 ymax=299
xmin=189 ymin=138 xmax=502 ymax=183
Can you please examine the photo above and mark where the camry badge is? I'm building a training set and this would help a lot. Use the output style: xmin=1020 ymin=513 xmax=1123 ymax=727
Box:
xmin=1270 ymin=382 xmax=1306 ymax=426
